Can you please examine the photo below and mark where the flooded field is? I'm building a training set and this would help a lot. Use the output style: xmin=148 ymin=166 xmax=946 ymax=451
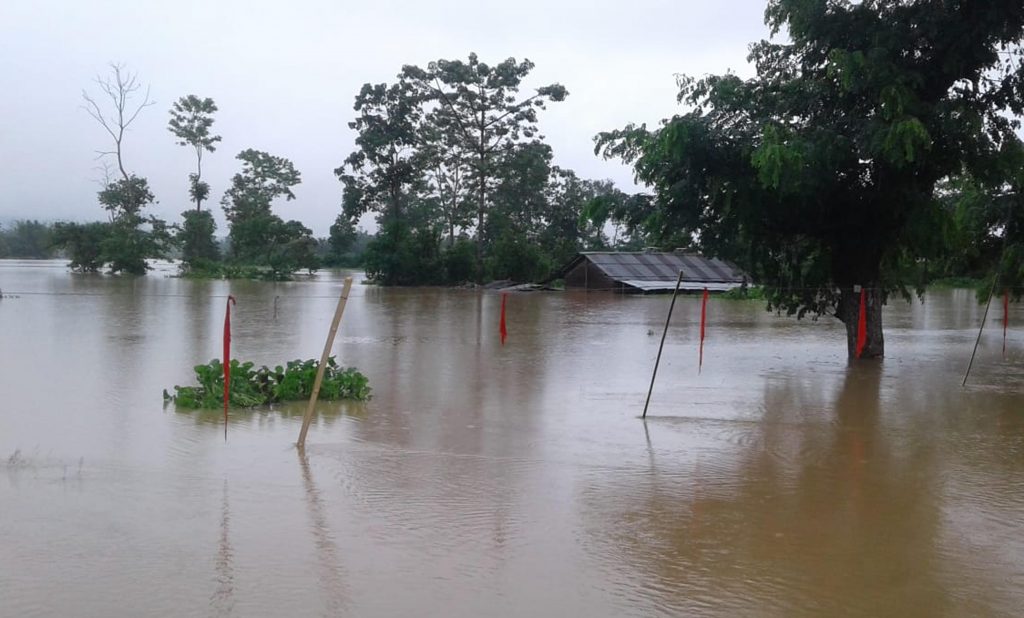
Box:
xmin=1 ymin=260 xmax=1023 ymax=617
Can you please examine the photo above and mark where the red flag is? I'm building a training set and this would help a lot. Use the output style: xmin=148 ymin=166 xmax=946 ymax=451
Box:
xmin=223 ymin=295 xmax=236 ymax=428
xmin=856 ymin=288 xmax=867 ymax=359
xmin=499 ymin=293 xmax=508 ymax=345
xmin=699 ymin=288 xmax=709 ymax=373
xmin=1004 ymin=289 xmax=1010 ymax=359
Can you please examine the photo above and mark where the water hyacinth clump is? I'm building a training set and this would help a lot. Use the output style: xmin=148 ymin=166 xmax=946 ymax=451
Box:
xmin=166 ymin=357 xmax=371 ymax=409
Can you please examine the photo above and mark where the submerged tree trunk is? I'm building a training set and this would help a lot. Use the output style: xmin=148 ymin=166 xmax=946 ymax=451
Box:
xmin=837 ymin=284 xmax=884 ymax=360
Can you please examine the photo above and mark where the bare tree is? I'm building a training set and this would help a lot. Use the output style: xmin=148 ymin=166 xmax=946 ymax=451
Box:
xmin=81 ymin=63 xmax=154 ymax=188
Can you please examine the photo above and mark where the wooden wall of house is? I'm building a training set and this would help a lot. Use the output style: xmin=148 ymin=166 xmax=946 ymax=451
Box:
xmin=564 ymin=260 xmax=619 ymax=291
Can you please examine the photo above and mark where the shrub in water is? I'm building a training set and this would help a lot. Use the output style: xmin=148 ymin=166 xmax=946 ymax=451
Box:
xmin=165 ymin=357 xmax=370 ymax=409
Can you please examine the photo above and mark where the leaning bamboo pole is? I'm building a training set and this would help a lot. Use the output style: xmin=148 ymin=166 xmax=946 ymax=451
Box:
xmin=297 ymin=277 xmax=354 ymax=449
xmin=643 ymin=270 xmax=684 ymax=419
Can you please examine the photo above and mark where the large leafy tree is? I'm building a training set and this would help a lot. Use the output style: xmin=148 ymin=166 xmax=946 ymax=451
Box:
xmin=336 ymin=81 xmax=425 ymax=228
xmin=403 ymin=53 xmax=568 ymax=278
xmin=52 ymin=222 xmax=111 ymax=272
xmin=222 ymin=149 xmax=302 ymax=264
xmin=597 ymin=0 xmax=1024 ymax=359
xmin=419 ymin=111 xmax=474 ymax=246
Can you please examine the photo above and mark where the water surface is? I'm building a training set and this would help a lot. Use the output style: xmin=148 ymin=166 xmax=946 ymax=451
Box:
xmin=1 ymin=260 xmax=1022 ymax=616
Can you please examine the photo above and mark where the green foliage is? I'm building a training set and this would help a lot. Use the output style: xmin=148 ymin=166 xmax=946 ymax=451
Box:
xmin=336 ymin=81 xmax=426 ymax=228
xmin=222 ymin=149 xmax=303 ymax=264
xmin=720 ymin=285 xmax=766 ymax=300
xmin=79 ymin=64 xmax=168 ymax=276
xmin=168 ymin=95 xmax=220 ymax=151
xmin=363 ymin=223 xmax=443 ymax=285
xmin=322 ymin=215 xmax=371 ymax=267
xmin=266 ymin=219 xmax=320 ymax=278
xmin=168 ymin=357 xmax=371 ymax=409
xmin=402 ymin=53 xmax=569 ymax=278
xmin=178 ymin=209 xmax=220 ymax=267
xmin=486 ymin=231 xmax=551 ymax=283
xmin=168 ymin=95 xmax=221 ymax=212
xmin=92 ymin=176 xmax=170 ymax=274
xmin=333 ymin=57 xmax=626 ymax=286
xmin=98 ymin=176 xmax=154 ymax=220
xmin=596 ymin=0 xmax=1024 ymax=350
xmin=0 ymin=220 xmax=54 ymax=258
xmin=180 ymin=262 xmax=265 ymax=280
xmin=51 ymin=221 xmax=111 ymax=272
xmin=441 ymin=239 xmax=477 ymax=284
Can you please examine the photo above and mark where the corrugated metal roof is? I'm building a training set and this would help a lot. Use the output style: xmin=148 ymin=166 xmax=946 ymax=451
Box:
xmin=620 ymin=280 xmax=744 ymax=292
xmin=579 ymin=252 xmax=748 ymax=285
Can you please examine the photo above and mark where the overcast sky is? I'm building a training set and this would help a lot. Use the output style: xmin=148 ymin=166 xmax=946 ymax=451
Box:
xmin=0 ymin=0 xmax=771 ymax=236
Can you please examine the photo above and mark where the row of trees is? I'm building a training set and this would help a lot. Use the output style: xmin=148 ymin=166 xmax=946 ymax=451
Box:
xmin=49 ymin=58 xmax=627 ymax=282
xmin=0 ymin=218 xmax=369 ymax=267
xmin=336 ymin=54 xmax=632 ymax=284
xmin=49 ymin=64 xmax=361 ymax=278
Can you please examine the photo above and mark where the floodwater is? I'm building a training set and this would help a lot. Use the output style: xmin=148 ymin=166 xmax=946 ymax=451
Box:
xmin=1 ymin=260 xmax=1023 ymax=617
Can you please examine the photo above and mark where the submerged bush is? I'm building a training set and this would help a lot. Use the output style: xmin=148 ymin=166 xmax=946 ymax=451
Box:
xmin=166 ymin=357 xmax=370 ymax=409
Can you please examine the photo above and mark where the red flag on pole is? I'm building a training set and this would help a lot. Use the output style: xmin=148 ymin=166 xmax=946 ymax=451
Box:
xmin=1004 ymin=289 xmax=1010 ymax=359
xmin=499 ymin=293 xmax=508 ymax=345
xmin=699 ymin=288 xmax=709 ymax=373
xmin=856 ymin=288 xmax=867 ymax=359
xmin=223 ymin=295 xmax=236 ymax=430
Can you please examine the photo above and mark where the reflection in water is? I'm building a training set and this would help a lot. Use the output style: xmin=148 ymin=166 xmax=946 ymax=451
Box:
xmin=211 ymin=479 xmax=235 ymax=616
xmin=577 ymin=362 xmax=1022 ymax=616
xmin=298 ymin=449 xmax=347 ymax=614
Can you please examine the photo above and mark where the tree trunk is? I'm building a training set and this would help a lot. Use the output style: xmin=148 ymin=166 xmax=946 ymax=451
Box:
xmin=837 ymin=284 xmax=884 ymax=360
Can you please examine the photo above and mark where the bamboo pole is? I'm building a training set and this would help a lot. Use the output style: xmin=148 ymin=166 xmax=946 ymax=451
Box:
xmin=643 ymin=270 xmax=684 ymax=419
xmin=964 ymin=200 xmax=1015 ymax=387
xmin=963 ymin=282 xmax=997 ymax=387
xmin=297 ymin=277 xmax=354 ymax=448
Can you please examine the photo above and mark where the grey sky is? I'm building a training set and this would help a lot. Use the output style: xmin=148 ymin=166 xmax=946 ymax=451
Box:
xmin=0 ymin=0 xmax=771 ymax=236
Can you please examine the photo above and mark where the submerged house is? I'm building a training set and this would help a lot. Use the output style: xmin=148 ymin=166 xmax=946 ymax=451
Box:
xmin=554 ymin=251 xmax=750 ymax=293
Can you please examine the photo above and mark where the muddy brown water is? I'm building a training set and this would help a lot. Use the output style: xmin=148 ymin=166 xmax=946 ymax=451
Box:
xmin=1 ymin=260 xmax=1023 ymax=617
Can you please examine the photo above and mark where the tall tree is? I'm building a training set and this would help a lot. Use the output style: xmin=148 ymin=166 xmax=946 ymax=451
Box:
xmin=82 ymin=63 xmax=154 ymax=197
xmin=403 ymin=53 xmax=568 ymax=278
xmin=336 ymin=81 xmax=425 ymax=229
xmin=168 ymin=95 xmax=221 ymax=212
xmin=597 ymin=0 xmax=1024 ymax=359
xmin=82 ymin=64 xmax=166 ymax=274
xmin=419 ymin=110 xmax=473 ymax=246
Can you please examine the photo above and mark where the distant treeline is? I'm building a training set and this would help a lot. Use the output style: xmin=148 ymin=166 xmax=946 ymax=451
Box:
xmin=0 ymin=219 xmax=372 ymax=270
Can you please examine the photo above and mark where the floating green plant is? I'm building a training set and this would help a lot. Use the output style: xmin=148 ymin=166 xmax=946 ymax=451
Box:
xmin=164 ymin=357 xmax=370 ymax=409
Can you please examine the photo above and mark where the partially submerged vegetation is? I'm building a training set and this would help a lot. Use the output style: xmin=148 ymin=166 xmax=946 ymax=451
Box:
xmin=720 ymin=286 xmax=765 ymax=301
xmin=165 ymin=357 xmax=370 ymax=409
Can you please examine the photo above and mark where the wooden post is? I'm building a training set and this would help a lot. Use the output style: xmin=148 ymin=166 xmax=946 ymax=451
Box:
xmin=643 ymin=270 xmax=684 ymax=419
xmin=297 ymin=277 xmax=353 ymax=448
